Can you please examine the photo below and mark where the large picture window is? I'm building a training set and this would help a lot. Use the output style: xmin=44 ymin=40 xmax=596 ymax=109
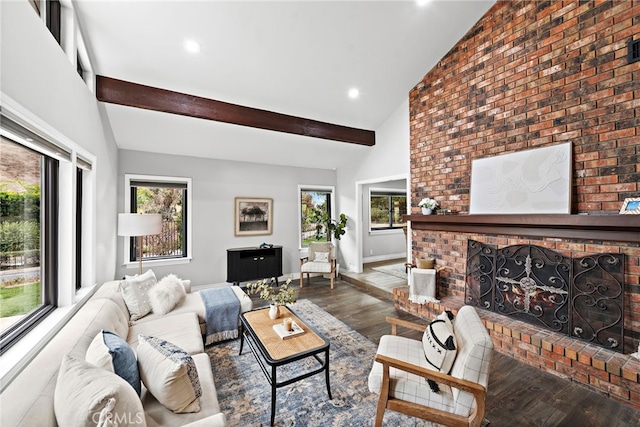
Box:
xmin=370 ymin=191 xmax=407 ymax=231
xmin=0 ymin=134 xmax=58 ymax=354
xmin=299 ymin=186 xmax=334 ymax=247
xmin=125 ymin=175 xmax=191 ymax=266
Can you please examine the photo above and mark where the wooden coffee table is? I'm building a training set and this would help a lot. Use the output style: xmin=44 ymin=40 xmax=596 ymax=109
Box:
xmin=239 ymin=305 xmax=332 ymax=426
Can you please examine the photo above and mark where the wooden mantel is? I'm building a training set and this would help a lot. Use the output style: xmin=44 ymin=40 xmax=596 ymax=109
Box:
xmin=405 ymin=214 xmax=640 ymax=243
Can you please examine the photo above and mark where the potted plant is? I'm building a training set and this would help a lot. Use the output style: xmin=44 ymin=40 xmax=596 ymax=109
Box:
xmin=309 ymin=207 xmax=347 ymax=241
xmin=418 ymin=197 xmax=439 ymax=215
xmin=246 ymin=276 xmax=296 ymax=319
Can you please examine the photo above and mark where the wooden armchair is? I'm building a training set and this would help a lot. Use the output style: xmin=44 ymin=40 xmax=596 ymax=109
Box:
xmin=300 ymin=241 xmax=336 ymax=289
xmin=368 ymin=305 xmax=493 ymax=427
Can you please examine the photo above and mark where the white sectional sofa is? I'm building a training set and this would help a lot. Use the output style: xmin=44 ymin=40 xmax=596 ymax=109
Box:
xmin=0 ymin=278 xmax=252 ymax=426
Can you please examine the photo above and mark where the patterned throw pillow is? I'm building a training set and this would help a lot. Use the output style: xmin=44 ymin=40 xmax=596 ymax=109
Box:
xmin=137 ymin=335 xmax=202 ymax=413
xmin=118 ymin=269 xmax=157 ymax=321
xmin=85 ymin=330 xmax=141 ymax=396
xmin=422 ymin=310 xmax=457 ymax=392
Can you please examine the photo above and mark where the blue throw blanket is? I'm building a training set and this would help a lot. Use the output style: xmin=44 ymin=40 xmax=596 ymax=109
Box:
xmin=199 ymin=287 xmax=241 ymax=345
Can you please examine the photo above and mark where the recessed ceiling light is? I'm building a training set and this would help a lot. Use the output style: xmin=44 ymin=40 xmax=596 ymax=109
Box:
xmin=184 ymin=39 xmax=201 ymax=54
xmin=416 ymin=0 xmax=432 ymax=6
xmin=348 ymin=88 xmax=360 ymax=99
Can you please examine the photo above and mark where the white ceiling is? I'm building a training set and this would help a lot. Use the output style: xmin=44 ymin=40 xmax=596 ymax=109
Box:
xmin=74 ymin=0 xmax=495 ymax=170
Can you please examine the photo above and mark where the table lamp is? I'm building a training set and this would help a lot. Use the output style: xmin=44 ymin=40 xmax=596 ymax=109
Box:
xmin=118 ymin=213 xmax=162 ymax=275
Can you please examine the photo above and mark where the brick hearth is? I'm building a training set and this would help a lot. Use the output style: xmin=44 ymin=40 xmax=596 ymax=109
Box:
xmin=393 ymin=289 xmax=640 ymax=410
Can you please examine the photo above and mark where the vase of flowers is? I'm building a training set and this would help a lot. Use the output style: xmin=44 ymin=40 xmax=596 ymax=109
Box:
xmin=418 ymin=197 xmax=439 ymax=215
xmin=246 ymin=276 xmax=296 ymax=319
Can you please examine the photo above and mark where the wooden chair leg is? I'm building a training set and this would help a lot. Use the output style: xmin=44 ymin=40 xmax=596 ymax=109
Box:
xmin=330 ymin=269 xmax=334 ymax=289
xmin=299 ymin=270 xmax=304 ymax=288
xmin=375 ymin=364 xmax=391 ymax=427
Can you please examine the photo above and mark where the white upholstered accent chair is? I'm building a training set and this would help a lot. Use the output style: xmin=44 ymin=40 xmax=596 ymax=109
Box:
xmin=300 ymin=241 xmax=336 ymax=289
xmin=368 ymin=305 xmax=493 ymax=427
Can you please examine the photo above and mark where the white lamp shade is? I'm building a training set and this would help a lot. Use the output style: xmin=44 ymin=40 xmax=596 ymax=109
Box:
xmin=118 ymin=213 xmax=162 ymax=236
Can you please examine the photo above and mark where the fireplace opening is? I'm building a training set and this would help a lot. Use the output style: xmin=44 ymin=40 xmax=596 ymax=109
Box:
xmin=465 ymin=240 xmax=625 ymax=353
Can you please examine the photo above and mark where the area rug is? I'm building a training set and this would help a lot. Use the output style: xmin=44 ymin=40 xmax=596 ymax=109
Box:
xmin=371 ymin=263 xmax=407 ymax=279
xmin=207 ymin=299 xmax=434 ymax=426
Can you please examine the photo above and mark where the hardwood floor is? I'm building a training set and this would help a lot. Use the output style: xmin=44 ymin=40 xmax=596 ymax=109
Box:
xmin=258 ymin=273 xmax=640 ymax=427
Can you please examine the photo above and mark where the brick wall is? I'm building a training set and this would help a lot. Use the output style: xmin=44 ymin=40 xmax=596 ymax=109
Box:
xmin=407 ymin=0 xmax=640 ymax=407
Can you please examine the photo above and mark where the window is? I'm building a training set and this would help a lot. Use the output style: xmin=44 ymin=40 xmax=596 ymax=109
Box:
xmin=125 ymin=175 xmax=192 ymax=266
xmin=0 ymin=133 xmax=58 ymax=354
xmin=299 ymin=186 xmax=334 ymax=247
xmin=75 ymin=167 xmax=83 ymax=290
xmin=370 ymin=191 xmax=407 ymax=231
xmin=45 ymin=0 xmax=61 ymax=45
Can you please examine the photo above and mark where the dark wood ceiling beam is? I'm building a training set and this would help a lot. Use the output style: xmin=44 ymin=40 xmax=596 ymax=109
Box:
xmin=96 ymin=75 xmax=375 ymax=146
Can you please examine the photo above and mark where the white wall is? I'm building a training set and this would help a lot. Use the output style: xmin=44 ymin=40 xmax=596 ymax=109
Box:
xmin=117 ymin=150 xmax=336 ymax=285
xmin=1 ymin=1 xmax=119 ymax=284
xmin=0 ymin=0 xmax=119 ymax=384
xmin=336 ymin=99 xmax=410 ymax=272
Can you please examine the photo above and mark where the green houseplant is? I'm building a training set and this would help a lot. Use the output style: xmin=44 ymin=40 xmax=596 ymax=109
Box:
xmin=309 ymin=207 xmax=347 ymax=241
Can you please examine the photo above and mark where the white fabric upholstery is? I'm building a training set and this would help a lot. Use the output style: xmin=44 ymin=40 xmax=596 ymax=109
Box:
xmin=369 ymin=305 xmax=493 ymax=419
xmin=128 ymin=312 xmax=204 ymax=355
xmin=109 ymin=282 xmax=252 ymax=336
xmin=368 ymin=335 xmax=456 ymax=412
xmin=301 ymin=261 xmax=334 ymax=273
xmin=448 ymin=305 xmax=494 ymax=416
xmin=0 ymin=277 xmax=236 ymax=427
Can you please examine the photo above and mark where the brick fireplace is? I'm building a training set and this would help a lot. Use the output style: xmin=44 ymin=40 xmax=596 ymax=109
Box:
xmin=404 ymin=0 xmax=640 ymax=409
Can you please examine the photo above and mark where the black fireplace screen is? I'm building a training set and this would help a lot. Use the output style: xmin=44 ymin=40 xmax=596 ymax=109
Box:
xmin=466 ymin=240 xmax=625 ymax=352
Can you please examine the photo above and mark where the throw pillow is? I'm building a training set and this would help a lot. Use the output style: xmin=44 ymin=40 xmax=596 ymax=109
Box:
xmin=54 ymin=355 xmax=146 ymax=427
xmin=314 ymin=251 xmax=330 ymax=262
xmin=86 ymin=330 xmax=141 ymax=396
xmin=118 ymin=269 xmax=157 ymax=321
xmin=137 ymin=335 xmax=202 ymax=413
xmin=422 ymin=310 xmax=457 ymax=393
xmin=149 ymin=274 xmax=187 ymax=315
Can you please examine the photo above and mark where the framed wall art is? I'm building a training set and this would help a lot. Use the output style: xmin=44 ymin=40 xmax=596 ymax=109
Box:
xmin=469 ymin=142 xmax=572 ymax=214
xmin=235 ymin=197 xmax=273 ymax=236
xmin=619 ymin=198 xmax=640 ymax=215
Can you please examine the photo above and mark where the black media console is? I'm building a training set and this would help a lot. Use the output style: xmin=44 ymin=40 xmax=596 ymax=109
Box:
xmin=226 ymin=245 xmax=283 ymax=285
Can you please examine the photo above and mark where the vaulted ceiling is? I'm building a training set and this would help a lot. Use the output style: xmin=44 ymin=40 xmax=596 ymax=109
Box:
xmin=75 ymin=0 xmax=495 ymax=169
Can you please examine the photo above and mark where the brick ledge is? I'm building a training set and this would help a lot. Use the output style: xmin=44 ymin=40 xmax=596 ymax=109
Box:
xmin=393 ymin=286 xmax=640 ymax=410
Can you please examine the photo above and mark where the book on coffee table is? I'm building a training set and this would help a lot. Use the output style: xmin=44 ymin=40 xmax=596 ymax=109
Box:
xmin=272 ymin=321 xmax=304 ymax=340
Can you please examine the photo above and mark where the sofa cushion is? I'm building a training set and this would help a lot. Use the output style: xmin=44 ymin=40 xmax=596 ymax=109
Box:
xmin=149 ymin=274 xmax=186 ymax=315
xmin=128 ymin=311 xmax=204 ymax=355
xmin=86 ymin=329 xmax=141 ymax=396
xmin=54 ymin=355 xmax=146 ymax=427
xmin=137 ymin=335 xmax=202 ymax=413
xmin=118 ymin=269 xmax=157 ymax=321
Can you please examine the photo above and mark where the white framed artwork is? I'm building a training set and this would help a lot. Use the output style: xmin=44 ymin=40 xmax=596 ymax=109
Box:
xmin=469 ymin=142 xmax=572 ymax=214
